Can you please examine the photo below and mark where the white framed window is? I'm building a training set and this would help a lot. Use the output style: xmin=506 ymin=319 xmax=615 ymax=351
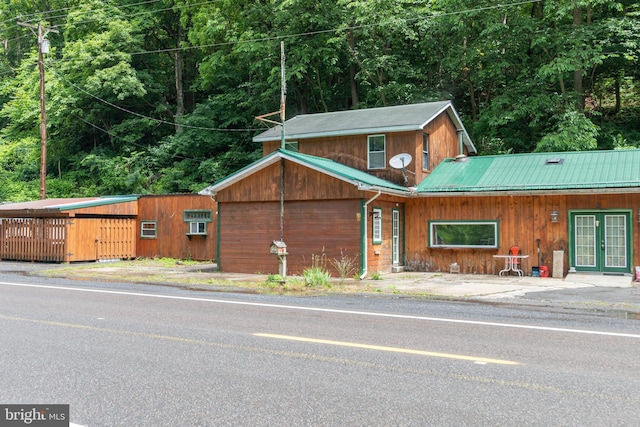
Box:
xmin=184 ymin=210 xmax=212 ymax=236
xmin=140 ymin=221 xmax=157 ymax=239
xmin=368 ymin=135 xmax=386 ymax=169
xmin=372 ymin=208 xmax=382 ymax=244
xmin=422 ymin=133 xmax=429 ymax=170
xmin=189 ymin=222 xmax=207 ymax=235
xmin=429 ymin=221 xmax=499 ymax=248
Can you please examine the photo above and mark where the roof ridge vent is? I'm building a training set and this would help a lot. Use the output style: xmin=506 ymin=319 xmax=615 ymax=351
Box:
xmin=545 ymin=158 xmax=564 ymax=165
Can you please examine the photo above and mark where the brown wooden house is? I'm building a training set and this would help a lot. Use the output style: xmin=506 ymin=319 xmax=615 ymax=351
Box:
xmin=412 ymin=150 xmax=640 ymax=278
xmin=201 ymin=101 xmax=476 ymax=276
xmin=255 ymin=100 xmax=475 ymax=187
xmin=203 ymin=101 xmax=640 ymax=279
xmin=0 ymin=194 xmax=216 ymax=263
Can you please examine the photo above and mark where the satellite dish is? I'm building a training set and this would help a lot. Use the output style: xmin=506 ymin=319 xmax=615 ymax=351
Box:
xmin=389 ymin=153 xmax=412 ymax=169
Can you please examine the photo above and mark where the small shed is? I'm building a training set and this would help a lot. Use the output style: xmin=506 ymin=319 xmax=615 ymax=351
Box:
xmin=0 ymin=194 xmax=218 ymax=264
xmin=0 ymin=196 xmax=138 ymax=263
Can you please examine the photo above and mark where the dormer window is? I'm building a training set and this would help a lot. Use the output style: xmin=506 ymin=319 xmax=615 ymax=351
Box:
xmin=368 ymin=135 xmax=386 ymax=169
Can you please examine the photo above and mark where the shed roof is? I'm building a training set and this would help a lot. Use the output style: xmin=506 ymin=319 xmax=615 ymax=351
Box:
xmin=200 ymin=149 xmax=410 ymax=197
xmin=417 ymin=150 xmax=640 ymax=195
xmin=253 ymin=101 xmax=477 ymax=154
xmin=0 ymin=196 xmax=139 ymax=215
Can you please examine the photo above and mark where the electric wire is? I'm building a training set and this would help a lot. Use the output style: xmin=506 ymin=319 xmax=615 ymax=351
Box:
xmin=3 ymin=0 xmax=542 ymax=55
xmin=3 ymin=0 xmax=543 ymax=135
xmin=71 ymin=112 xmax=203 ymax=161
xmin=50 ymin=65 xmax=262 ymax=133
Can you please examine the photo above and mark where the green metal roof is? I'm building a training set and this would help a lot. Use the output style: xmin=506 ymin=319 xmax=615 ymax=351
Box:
xmin=417 ymin=150 xmax=640 ymax=194
xmin=253 ymin=101 xmax=477 ymax=154
xmin=200 ymin=149 xmax=410 ymax=196
xmin=50 ymin=195 xmax=139 ymax=211
xmin=0 ymin=196 xmax=139 ymax=212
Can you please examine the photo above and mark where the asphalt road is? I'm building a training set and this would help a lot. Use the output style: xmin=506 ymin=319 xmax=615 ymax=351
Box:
xmin=1 ymin=273 xmax=639 ymax=426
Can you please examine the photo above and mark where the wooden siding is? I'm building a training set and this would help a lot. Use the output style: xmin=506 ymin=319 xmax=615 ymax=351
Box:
xmin=137 ymin=195 xmax=217 ymax=261
xmin=422 ymin=113 xmax=463 ymax=173
xmin=263 ymin=111 xmax=465 ymax=186
xmin=0 ymin=218 xmax=68 ymax=262
xmin=263 ymin=132 xmax=422 ymax=187
xmin=405 ymin=193 xmax=640 ymax=277
xmin=219 ymin=200 xmax=361 ymax=275
xmin=0 ymin=217 xmax=136 ymax=262
xmin=69 ymin=200 xmax=138 ymax=216
xmin=365 ymin=201 xmax=405 ymax=275
xmin=66 ymin=218 xmax=136 ymax=261
xmin=216 ymin=161 xmax=365 ymax=203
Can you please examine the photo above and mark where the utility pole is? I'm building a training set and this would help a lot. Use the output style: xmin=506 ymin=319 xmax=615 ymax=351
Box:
xmin=17 ymin=21 xmax=58 ymax=199
xmin=255 ymin=42 xmax=287 ymax=244
xmin=255 ymin=41 xmax=287 ymax=146
xmin=279 ymin=41 xmax=286 ymax=149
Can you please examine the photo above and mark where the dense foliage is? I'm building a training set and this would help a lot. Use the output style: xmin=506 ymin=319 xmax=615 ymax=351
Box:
xmin=0 ymin=0 xmax=638 ymax=201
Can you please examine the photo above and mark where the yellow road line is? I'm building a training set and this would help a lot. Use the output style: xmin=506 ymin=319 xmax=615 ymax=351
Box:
xmin=254 ymin=333 xmax=520 ymax=365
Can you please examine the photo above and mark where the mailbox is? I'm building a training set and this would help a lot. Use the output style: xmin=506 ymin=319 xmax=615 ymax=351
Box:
xmin=270 ymin=240 xmax=288 ymax=278
xmin=270 ymin=240 xmax=288 ymax=256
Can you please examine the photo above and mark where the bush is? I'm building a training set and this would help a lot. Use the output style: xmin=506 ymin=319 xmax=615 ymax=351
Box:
xmin=302 ymin=252 xmax=331 ymax=288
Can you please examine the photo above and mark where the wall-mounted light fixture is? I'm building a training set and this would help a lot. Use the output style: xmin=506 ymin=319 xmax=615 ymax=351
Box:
xmin=551 ymin=209 xmax=559 ymax=223
xmin=637 ymin=210 xmax=640 ymax=223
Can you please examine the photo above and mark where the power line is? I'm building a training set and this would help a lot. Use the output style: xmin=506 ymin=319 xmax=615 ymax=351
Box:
xmin=5 ymin=0 xmax=544 ymax=136
xmin=51 ymin=66 xmax=262 ymax=133
xmin=3 ymin=0 xmax=542 ymax=57
xmin=127 ymin=0 xmax=544 ymax=56
xmin=6 ymin=0 xmax=163 ymax=25
xmin=70 ymin=112 xmax=204 ymax=161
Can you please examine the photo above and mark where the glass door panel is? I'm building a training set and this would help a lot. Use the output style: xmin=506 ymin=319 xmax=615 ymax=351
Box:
xmin=574 ymin=215 xmax=596 ymax=268
xmin=604 ymin=215 xmax=627 ymax=269
xmin=392 ymin=210 xmax=400 ymax=265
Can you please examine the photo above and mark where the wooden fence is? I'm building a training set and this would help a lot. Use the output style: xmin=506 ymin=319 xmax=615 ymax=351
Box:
xmin=0 ymin=218 xmax=67 ymax=262
xmin=0 ymin=217 xmax=136 ymax=263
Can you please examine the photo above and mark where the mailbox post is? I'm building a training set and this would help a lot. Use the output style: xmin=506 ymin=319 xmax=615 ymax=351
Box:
xmin=269 ymin=240 xmax=288 ymax=278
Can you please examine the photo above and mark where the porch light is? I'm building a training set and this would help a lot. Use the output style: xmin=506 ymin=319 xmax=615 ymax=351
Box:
xmin=551 ymin=209 xmax=559 ymax=223
xmin=637 ymin=210 xmax=640 ymax=223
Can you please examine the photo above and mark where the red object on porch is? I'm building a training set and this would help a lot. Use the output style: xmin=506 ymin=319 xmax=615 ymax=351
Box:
xmin=539 ymin=265 xmax=549 ymax=277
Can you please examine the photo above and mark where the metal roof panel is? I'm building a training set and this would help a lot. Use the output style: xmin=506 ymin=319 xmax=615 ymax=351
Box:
xmin=200 ymin=149 xmax=410 ymax=196
xmin=417 ymin=150 xmax=640 ymax=193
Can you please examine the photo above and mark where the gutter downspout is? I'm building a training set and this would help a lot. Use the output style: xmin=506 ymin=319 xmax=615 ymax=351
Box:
xmin=360 ymin=190 xmax=382 ymax=280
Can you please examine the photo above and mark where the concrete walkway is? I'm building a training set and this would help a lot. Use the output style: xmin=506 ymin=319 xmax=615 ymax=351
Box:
xmin=364 ymin=271 xmax=633 ymax=298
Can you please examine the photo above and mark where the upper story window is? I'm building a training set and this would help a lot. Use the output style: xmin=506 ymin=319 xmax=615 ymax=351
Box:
xmin=367 ymin=135 xmax=386 ymax=169
xmin=422 ymin=134 xmax=429 ymax=170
